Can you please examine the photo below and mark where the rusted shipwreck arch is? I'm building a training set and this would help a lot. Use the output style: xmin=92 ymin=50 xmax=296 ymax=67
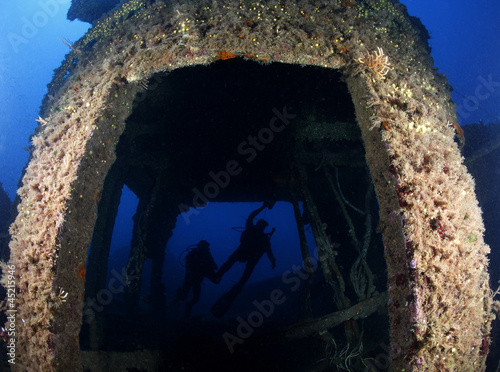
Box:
xmin=3 ymin=0 xmax=492 ymax=371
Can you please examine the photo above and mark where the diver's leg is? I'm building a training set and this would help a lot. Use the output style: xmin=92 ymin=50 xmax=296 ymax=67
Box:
xmin=211 ymin=262 xmax=256 ymax=318
xmin=177 ymin=275 xmax=191 ymax=301
xmin=217 ymin=250 xmax=239 ymax=278
xmin=232 ymin=260 xmax=257 ymax=294
xmin=190 ymin=281 xmax=202 ymax=306
xmin=185 ymin=281 xmax=201 ymax=318
xmin=206 ymin=270 xmax=220 ymax=284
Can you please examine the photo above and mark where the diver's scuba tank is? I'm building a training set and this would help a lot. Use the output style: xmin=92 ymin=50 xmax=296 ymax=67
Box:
xmin=178 ymin=244 xmax=197 ymax=267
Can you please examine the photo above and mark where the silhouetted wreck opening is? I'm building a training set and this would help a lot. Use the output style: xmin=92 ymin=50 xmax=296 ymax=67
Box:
xmin=80 ymin=59 xmax=388 ymax=371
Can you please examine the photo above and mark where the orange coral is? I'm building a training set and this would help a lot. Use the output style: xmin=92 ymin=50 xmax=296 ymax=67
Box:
xmin=77 ymin=263 xmax=86 ymax=282
xmin=216 ymin=51 xmax=237 ymax=60
xmin=345 ymin=0 xmax=357 ymax=8
xmin=93 ymin=189 xmax=101 ymax=204
xmin=447 ymin=118 xmax=465 ymax=147
xmin=452 ymin=121 xmax=464 ymax=139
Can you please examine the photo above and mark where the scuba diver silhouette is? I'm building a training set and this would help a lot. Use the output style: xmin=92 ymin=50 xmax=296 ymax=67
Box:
xmin=177 ymin=240 xmax=219 ymax=318
xmin=211 ymin=201 xmax=277 ymax=318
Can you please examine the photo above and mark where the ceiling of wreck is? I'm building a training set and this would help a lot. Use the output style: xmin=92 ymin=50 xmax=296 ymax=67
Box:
xmin=114 ymin=58 xmax=365 ymax=204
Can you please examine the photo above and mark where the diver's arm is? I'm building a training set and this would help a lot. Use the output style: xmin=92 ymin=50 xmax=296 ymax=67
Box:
xmin=246 ymin=202 xmax=269 ymax=228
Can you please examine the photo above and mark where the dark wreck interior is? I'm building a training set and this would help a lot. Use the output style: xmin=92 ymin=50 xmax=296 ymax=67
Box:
xmin=80 ymin=59 xmax=389 ymax=371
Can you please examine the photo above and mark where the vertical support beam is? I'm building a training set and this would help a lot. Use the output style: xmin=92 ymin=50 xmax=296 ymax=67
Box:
xmin=124 ymin=196 xmax=150 ymax=315
xmin=124 ymin=172 xmax=179 ymax=316
xmin=294 ymin=159 xmax=359 ymax=344
xmin=295 ymin=161 xmax=347 ymax=305
xmin=289 ymin=182 xmax=313 ymax=318
xmin=85 ymin=165 xmax=124 ymax=350
xmin=146 ymin=174 xmax=179 ymax=316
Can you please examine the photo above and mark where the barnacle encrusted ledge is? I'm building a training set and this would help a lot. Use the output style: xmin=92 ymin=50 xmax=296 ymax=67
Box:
xmin=2 ymin=0 xmax=492 ymax=371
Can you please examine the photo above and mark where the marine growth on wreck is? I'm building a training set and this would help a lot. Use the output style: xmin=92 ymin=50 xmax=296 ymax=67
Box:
xmin=1 ymin=0 xmax=493 ymax=371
